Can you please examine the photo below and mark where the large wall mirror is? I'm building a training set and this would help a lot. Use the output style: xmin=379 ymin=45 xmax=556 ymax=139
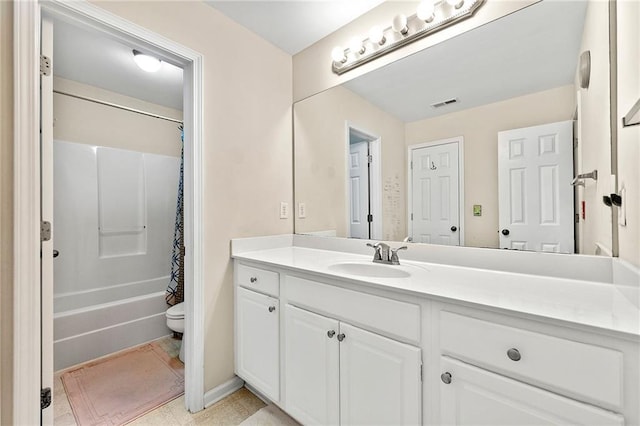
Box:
xmin=294 ymin=0 xmax=615 ymax=255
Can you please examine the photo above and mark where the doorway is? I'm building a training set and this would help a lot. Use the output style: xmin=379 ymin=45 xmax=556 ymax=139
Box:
xmin=346 ymin=125 xmax=381 ymax=240
xmin=408 ymin=137 xmax=464 ymax=246
xmin=13 ymin=2 xmax=205 ymax=423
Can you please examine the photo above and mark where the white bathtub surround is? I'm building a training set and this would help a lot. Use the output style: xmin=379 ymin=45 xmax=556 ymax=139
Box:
xmin=231 ymin=234 xmax=640 ymax=425
xmin=54 ymin=141 xmax=180 ymax=370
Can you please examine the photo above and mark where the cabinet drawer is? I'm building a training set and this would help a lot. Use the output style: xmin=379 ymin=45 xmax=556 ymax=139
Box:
xmin=237 ymin=263 xmax=279 ymax=297
xmin=439 ymin=311 xmax=623 ymax=409
xmin=439 ymin=356 xmax=624 ymax=426
xmin=287 ymin=276 xmax=420 ymax=344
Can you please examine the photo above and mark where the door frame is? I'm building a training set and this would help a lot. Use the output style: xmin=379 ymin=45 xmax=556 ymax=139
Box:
xmin=13 ymin=1 xmax=205 ymax=423
xmin=407 ymin=137 xmax=465 ymax=246
xmin=344 ymin=122 xmax=382 ymax=240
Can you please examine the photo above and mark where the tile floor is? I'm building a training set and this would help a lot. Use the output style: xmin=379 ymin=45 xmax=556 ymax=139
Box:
xmin=53 ymin=336 xmax=268 ymax=425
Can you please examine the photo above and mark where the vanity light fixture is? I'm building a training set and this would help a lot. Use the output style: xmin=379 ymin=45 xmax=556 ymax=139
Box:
xmin=133 ymin=50 xmax=161 ymax=72
xmin=331 ymin=0 xmax=484 ymax=75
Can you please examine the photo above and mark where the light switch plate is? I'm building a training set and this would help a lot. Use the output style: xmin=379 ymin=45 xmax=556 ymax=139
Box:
xmin=473 ymin=205 xmax=482 ymax=216
xmin=280 ymin=202 xmax=289 ymax=219
xmin=298 ymin=203 xmax=306 ymax=219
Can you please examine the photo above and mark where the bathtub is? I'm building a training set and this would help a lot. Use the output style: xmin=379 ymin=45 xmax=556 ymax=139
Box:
xmin=53 ymin=276 xmax=172 ymax=371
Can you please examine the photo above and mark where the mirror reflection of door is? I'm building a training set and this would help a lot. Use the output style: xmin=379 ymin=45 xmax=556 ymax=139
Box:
xmin=498 ymin=120 xmax=574 ymax=253
xmin=409 ymin=138 xmax=461 ymax=246
xmin=348 ymin=126 xmax=381 ymax=239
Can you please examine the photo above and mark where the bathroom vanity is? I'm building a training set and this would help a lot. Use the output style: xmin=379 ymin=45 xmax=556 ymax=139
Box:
xmin=232 ymin=235 xmax=640 ymax=425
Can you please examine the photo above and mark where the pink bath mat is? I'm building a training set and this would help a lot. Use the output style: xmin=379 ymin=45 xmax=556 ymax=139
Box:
xmin=61 ymin=342 xmax=184 ymax=425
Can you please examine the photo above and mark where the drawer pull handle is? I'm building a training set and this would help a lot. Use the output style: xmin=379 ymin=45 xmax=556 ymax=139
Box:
xmin=507 ymin=348 xmax=521 ymax=361
xmin=250 ymin=277 xmax=258 ymax=283
xmin=441 ymin=372 xmax=452 ymax=384
xmin=327 ymin=330 xmax=336 ymax=338
xmin=268 ymin=306 xmax=276 ymax=313
xmin=337 ymin=333 xmax=346 ymax=342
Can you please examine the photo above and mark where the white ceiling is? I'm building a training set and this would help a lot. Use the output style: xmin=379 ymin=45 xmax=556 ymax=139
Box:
xmin=52 ymin=19 xmax=184 ymax=110
xmin=205 ymin=0 xmax=385 ymax=55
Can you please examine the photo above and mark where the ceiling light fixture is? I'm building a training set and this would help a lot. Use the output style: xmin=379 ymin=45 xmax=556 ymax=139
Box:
xmin=331 ymin=0 xmax=484 ymax=75
xmin=133 ymin=50 xmax=161 ymax=73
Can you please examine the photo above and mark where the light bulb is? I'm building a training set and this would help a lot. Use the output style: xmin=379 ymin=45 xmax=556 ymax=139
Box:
xmin=349 ymin=37 xmax=365 ymax=55
xmin=392 ymin=14 xmax=409 ymax=35
xmin=368 ymin=25 xmax=386 ymax=45
xmin=446 ymin=0 xmax=464 ymax=8
xmin=369 ymin=25 xmax=387 ymax=46
xmin=331 ymin=46 xmax=346 ymax=63
xmin=133 ymin=50 xmax=161 ymax=73
xmin=417 ymin=0 xmax=435 ymax=22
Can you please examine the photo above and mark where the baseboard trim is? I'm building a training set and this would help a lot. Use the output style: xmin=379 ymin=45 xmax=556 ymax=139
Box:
xmin=244 ymin=382 xmax=272 ymax=405
xmin=203 ymin=376 xmax=245 ymax=409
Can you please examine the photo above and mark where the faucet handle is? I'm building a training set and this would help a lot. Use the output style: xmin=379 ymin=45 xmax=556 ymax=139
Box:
xmin=390 ymin=246 xmax=408 ymax=264
xmin=366 ymin=242 xmax=382 ymax=261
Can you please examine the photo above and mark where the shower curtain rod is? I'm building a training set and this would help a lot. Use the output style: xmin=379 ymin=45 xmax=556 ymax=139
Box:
xmin=53 ymin=89 xmax=184 ymax=125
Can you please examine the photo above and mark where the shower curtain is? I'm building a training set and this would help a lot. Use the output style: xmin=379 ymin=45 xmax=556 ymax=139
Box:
xmin=166 ymin=126 xmax=184 ymax=306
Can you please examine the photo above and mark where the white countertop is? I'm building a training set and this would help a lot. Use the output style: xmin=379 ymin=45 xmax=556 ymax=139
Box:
xmin=233 ymin=246 xmax=640 ymax=339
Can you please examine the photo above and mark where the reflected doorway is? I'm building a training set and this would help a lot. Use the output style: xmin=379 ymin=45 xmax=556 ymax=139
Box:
xmin=347 ymin=125 xmax=381 ymax=239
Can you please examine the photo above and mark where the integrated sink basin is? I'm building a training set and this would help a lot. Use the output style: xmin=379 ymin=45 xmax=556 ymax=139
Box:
xmin=328 ymin=262 xmax=412 ymax=278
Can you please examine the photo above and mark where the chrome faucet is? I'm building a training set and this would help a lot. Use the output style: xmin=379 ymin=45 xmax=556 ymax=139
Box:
xmin=366 ymin=242 xmax=408 ymax=265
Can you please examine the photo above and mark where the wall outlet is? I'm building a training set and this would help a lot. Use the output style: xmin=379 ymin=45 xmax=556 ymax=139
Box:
xmin=280 ymin=202 xmax=289 ymax=219
xmin=298 ymin=203 xmax=306 ymax=219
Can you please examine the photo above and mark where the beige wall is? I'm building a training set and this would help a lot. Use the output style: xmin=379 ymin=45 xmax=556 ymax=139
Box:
xmin=292 ymin=0 xmax=537 ymax=102
xmin=406 ymin=85 xmax=575 ymax=248
xmin=86 ymin=1 xmax=294 ymax=394
xmin=53 ymin=77 xmax=182 ymax=157
xmin=0 ymin=1 xmax=13 ymax=423
xmin=575 ymin=0 xmax=614 ymax=255
xmin=616 ymin=0 xmax=640 ymax=267
xmin=295 ymin=86 xmax=406 ymax=240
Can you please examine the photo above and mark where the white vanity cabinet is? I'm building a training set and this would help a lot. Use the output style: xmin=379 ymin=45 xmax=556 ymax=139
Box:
xmin=235 ymin=265 xmax=280 ymax=402
xmin=434 ymin=307 xmax=631 ymax=425
xmin=284 ymin=304 xmax=422 ymax=426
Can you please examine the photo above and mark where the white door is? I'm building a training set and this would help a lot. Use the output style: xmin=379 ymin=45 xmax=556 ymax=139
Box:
xmin=236 ymin=287 xmax=279 ymax=401
xmin=410 ymin=141 xmax=460 ymax=245
xmin=284 ymin=305 xmax=340 ymax=425
xmin=339 ymin=322 xmax=422 ymax=426
xmin=498 ymin=121 xmax=574 ymax=253
xmin=41 ymin=16 xmax=55 ymax=425
xmin=439 ymin=357 xmax=624 ymax=425
xmin=349 ymin=141 xmax=370 ymax=239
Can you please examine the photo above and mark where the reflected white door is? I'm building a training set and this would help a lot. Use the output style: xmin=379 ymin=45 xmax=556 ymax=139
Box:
xmin=41 ymin=16 xmax=54 ymax=425
xmin=498 ymin=121 xmax=574 ymax=253
xmin=349 ymin=141 xmax=369 ymax=239
xmin=410 ymin=141 xmax=460 ymax=245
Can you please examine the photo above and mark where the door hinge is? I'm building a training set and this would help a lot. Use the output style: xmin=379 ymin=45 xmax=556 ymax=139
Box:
xmin=367 ymin=155 xmax=373 ymax=164
xmin=41 ymin=221 xmax=51 ymax=242
xmin=41 ymin=387 xmax=52 ymax=409
xmin=410 ymin=161 xmax=413 ymax=170
xmin=420 ymin=364 xmax=423 ymax=382
xmin=40 ymin=55 xmax=51 ymax=76
xmin=575 ymin=213 xmax=580 ymax=224
xmin=411 ymin=213 xmax=414 ymax=221
xmin=367 ymin=214 xmax=373 ymax=223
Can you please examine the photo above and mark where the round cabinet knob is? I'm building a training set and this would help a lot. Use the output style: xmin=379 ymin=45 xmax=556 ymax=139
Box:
xmin=53 ymin=249 xmax=60 ymax=258
xmin=440 ymin=372 xmax=452 ymax=384
xmin=507 ymin=348 xmax=521 ymax=361
xmin=337 ymin=333 xmax=346 ymax=342
xmin=450 ymin=226 xmax=457 ymax=232
xmin=327 ymin=330 xmax=336 ymax=338
xmin=501 ymin=229 xmax=510 ymax=236
xmin=268 ymin=306 xmax=276 ymax=313
xmin=250 ymin=277 xmax=258 ymax=283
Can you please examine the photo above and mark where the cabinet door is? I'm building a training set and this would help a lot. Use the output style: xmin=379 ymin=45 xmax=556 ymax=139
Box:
xmin=339 ymin=322 xmax=422 ymax=426
xmin=284 ymin=304 xmax=340 ymax=425
xmin=439 ymin=356 xmax=624 ymax=425
xmin=236 ymin=287 xmax=279 ymax=401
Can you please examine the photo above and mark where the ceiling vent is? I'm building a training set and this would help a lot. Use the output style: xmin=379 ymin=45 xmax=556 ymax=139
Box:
xmin=431 ymin=98 xmax=458 ymax=108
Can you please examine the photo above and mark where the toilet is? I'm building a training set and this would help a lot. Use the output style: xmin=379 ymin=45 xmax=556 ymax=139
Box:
xmin=166 ymin=302 xmax=185 ymax=362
